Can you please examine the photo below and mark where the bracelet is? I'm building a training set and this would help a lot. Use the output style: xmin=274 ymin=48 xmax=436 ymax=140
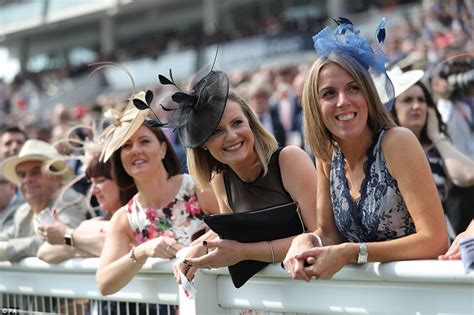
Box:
xmin=267 ymin=241 xmax=275 ymax=264
xmin=432 ymin=134 xmax=447 ymax=146
xmin=129 ymin=246 xmax=143 ymax=265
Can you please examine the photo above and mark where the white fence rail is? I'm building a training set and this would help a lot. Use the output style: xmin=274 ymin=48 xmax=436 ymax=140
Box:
xmin=0 ymin=257 xmax=473 ymax=314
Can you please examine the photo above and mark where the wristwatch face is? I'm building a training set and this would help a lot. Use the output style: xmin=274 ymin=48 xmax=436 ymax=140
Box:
xmin=64 ymin=234 xmax=73 ymax=246
xmin=358 ymin=243 xmax=368 ymax=264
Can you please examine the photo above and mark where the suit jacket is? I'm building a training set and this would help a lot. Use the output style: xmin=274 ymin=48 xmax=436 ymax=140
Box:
xmin=269 ymin=107 xmax=287 ymax=147
xmin=0 ymin=193 xmax=23 ymax=231
xmin=0 ymin=188 xmax=88 ymax=262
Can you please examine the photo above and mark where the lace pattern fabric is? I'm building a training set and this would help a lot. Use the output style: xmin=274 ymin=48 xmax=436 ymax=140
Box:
xmin=126 ymin=174 xmax=206 ymax=246
xmin=330 ymin=129 xmax=416 ymax=242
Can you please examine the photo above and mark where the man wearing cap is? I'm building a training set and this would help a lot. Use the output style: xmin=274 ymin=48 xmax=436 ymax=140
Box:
xmin=0 ymin=139 xmax=88 ymax=262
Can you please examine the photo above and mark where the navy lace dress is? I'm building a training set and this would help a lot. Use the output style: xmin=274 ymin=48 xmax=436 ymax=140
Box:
xmin=330 ymin=129 xmax=416 ymax=242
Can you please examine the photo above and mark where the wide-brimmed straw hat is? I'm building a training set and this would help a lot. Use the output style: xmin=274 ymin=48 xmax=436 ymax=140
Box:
xmin=1 ymin=139 xmax=74 ymax=185
xmin=387 ymin=66 xmax=425 ymax=98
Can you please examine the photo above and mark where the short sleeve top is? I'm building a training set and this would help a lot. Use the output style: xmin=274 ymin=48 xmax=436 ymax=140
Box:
xmin=330 ymin=129 xmax=416 ymax=242
xmin=126 ymin=174 xmax=206 ymax=246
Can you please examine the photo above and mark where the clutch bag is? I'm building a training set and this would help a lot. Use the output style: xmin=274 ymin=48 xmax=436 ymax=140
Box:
xmin=203 ymin=202 xmax=306 ymax=288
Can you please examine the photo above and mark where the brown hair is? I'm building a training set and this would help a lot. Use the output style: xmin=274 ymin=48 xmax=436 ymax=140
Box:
xmin=86 ymin=154 xmax=136 ymax=206
xmin=302 ymin=53 xmax=397 ymax=163
xmin=111 ymin=121 xmax=181 ymax=192
xmin=391 ymin=81 xmax=449 ymax=146
xmin=187 ymin=90 xmax=278 ymax=189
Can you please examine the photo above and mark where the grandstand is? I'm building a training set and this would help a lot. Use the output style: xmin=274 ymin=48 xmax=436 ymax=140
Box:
xmin=0 ymin=0 xmax=420 ymax=115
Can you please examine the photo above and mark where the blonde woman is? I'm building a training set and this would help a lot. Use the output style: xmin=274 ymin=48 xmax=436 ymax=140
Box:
xmin=148 ymin=69 xmax=317 ymax=287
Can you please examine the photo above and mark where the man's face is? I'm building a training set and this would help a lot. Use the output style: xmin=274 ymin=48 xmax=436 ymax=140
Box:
xmin=0 ymin=177 xmax=15 ymax=210
xmin=16 ymin=161 xmax=59 ymax=209
xmin=1 ymin=132 xmax=26 ymax=159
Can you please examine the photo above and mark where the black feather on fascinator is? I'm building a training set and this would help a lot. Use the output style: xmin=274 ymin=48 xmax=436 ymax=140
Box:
xmin=133 ymin=45 xmax=230 ymax=148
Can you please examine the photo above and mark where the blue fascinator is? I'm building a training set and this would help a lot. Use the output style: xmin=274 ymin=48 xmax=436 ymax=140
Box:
xmin=313 ymin=17 xmax=395 ymax=111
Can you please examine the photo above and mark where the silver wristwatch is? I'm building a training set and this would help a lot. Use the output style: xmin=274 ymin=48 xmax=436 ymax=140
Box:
xmin=357 ymin=242 xmax=368 ymax=264
xmin=64 ymin=229 xmax=75 ymax=247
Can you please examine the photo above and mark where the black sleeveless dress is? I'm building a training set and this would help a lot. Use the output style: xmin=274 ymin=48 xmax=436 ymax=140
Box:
xmin=223 ymin=148 xmax=293 ymax=213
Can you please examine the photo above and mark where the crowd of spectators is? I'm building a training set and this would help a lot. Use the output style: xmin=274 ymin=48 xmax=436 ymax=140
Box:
xmin=0 ymin=1 xmax=472 ymax=312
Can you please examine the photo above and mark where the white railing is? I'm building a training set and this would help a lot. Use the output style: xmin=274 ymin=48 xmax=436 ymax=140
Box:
xmin=0 ymin=257 xmax=473 ymax=314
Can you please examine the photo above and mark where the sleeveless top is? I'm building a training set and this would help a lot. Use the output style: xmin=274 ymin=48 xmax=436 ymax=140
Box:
xmin=425 ymin=146 xmax=448 ymax=201
xmin=127 ymin=174 xmax=206 ymax=246
xmin=223 ymin=148 xmax=293 ymax=213
xmin=330 ymin=129 xmax=416 ymax=242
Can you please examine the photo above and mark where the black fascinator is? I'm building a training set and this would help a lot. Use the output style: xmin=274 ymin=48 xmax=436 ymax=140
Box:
xmin=157 ymin=66 xmax=229 ymax=148
xmin=132 ymin=41 xmax=230 ymax=148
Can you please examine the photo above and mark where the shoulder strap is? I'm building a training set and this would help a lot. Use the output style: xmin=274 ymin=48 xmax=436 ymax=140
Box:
xmin=274 ymin=147 xmax=293 ymax=200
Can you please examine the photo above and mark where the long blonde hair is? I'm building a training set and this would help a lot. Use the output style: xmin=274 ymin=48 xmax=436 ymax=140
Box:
xmin=302 ymin=52 xmax=396 ymax=163
xmin=187 ymin=91 xmax=278 ymax=189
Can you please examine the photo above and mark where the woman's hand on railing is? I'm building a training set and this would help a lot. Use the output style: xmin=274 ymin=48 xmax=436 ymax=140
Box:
xmin=38 ymin=221 xmax=68 ymax=244
xmin=138 ymin=236 xmax=183 ymax=260
xmin=283 ymin=233 xmax=320 ymax=282
xmin=184 ymin=239 xmax=243 ymax=269
xmin=172 ymin=244 xmax=207 ymax=284
xmin=292 ymin=243 xmax=356 ymax=280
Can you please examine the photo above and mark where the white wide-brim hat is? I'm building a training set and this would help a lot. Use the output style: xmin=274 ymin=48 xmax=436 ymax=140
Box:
xmin=387 ymin=66 xmax=425 ymax=98
xmin=1 ymin=139 xmax=74 ymax=185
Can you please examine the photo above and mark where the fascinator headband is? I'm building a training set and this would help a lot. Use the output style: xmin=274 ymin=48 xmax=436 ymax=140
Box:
xmin=313 ymin=17 xmax=395 ymax=111
xmin=86 ymin=62 xmax=163 ymax=162
xmin=99 ymin=94 xmax=150 ymax=162
xmin=156 ymin=68 xmax=229 ymax=148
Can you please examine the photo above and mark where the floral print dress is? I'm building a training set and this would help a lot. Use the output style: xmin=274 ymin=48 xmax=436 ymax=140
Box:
xmin=126 ymin=174 xmax=206 ymax=246
xmin=330 ymin=129 xmax=416 ymax=242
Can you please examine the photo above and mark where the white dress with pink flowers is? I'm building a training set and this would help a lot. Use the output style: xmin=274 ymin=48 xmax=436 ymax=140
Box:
xmin=126 ymin=174 xmax=206 ymax=246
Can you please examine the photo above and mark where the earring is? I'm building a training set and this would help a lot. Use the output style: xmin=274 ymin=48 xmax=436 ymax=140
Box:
xmin=202 ymin=147 xmax=208 ymax=151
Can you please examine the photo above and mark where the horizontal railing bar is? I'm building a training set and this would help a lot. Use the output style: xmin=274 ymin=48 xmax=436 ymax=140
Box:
xmin=0 ymin=258 xmax=472 ymax=314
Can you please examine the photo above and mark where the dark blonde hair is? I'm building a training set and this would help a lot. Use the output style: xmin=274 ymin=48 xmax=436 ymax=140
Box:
xmin=302 ymin=53 xmax=396 ymax=163
xmin=187 ymin=90 xmax=278 ymax=189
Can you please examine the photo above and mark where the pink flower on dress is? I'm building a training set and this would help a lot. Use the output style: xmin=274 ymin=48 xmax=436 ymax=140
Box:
xmin=146 ymin=208 xmax=158 ymax=223
xmin=146 ymin=225 xmax=157 ymax=239
xmin=134 ymin=228 xmax=146 ymax=244
xmin=185 ymin=195 xmax=202 ymax=217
